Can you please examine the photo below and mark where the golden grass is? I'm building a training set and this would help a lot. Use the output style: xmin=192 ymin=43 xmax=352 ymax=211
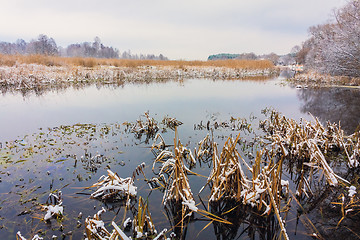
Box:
xmin=0 ymin=53 xmax=274 ymax=69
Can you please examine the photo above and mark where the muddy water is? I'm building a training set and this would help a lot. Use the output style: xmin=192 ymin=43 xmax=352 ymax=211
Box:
xmin=0 ymin=76 xmax=359 ymax=239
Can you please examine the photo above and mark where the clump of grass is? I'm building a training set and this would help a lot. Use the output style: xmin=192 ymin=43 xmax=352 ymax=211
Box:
xmin=195 ymin=134 xmax=214 ymax=163
xmin=203 ymin=134 xmax=248 ymax=202
xmin=161 ymin=129 xmax=197 ymax=211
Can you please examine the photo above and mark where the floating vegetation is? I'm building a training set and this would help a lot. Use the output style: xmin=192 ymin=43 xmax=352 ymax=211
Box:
xmin=89 ymin=170 xmax=137 ymax=202
xmin=194 ymin=116 xmax=252 ymax=132
xmin=81 ymin=151 xmax=108 ymax=172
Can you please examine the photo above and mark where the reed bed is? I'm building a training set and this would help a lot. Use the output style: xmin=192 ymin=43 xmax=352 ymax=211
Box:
xmin=0 ymin=54 xmax=274 ymax=69
xmin=201 ymin=133 xmax=290 ymax=235
xmin=260 ymin=109 xmax=360 ymax=170
xmin=9 ymin=111 xmax=360 ymax=239
xmin=0 ymin=54 xmax=278 ymax=92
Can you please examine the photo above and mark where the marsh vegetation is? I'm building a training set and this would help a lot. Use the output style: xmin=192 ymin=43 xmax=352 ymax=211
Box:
xmin=0 ymin=64 xmax=359 ymax=239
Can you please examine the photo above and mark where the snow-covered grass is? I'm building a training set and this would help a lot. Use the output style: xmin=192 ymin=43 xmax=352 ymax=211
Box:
xmin=0 ymin=58 xmax=278 ymax=93
xmin=289 ymin=71 xmax=360 ymax=87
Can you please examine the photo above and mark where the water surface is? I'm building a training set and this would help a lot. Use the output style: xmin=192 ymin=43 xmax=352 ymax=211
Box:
xmin=0 ymin=75 xmax=359 ymax=239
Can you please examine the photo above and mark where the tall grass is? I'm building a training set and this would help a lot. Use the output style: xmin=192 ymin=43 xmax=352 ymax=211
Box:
xmin=0 ymin=53 xmax=274 ymax=69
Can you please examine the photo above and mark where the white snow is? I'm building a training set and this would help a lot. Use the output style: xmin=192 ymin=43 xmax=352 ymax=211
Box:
xmin=182 ymin=199 xmax=198 ymax=212
xmin=349 ymin=185 xmax=356 ymax=197
xmin=43 ymin=205 xmax=63 ymax=221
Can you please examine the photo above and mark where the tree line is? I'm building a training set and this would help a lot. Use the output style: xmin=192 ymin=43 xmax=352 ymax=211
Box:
xmin=294 ymin=0 xmax=360 ymax=77
xmin=0 ymin=35 xmax=168 ymax=60
xmin=208 ymin=52 xmax=280 ymax=65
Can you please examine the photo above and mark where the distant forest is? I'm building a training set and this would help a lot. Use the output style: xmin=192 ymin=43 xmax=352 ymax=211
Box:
xmin=0 ymin=34 xmax=168 ymax=60
xmin=208 ymin=52 xmax=282 ymax=65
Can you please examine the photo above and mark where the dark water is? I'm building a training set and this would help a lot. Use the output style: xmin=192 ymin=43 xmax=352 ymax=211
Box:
xmin=0 ymin=75 xmax=359 ymax=239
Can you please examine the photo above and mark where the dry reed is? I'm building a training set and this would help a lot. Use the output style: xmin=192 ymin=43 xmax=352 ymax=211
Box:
xmin=0 ymin=53 xmax=274 ymax=69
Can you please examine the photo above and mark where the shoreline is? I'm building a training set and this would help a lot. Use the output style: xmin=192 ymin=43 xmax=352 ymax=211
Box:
xmin=287 ymin=71 xmax=360 ymax=87
xmin=0 ymin=63 xmax=278 ymax=92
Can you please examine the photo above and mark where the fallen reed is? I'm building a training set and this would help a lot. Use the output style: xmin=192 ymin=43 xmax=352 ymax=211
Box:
xmin=89 ymin=170 xmax=137 ymax=202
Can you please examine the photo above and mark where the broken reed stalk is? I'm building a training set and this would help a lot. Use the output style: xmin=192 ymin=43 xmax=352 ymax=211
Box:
xmin=89 ymin=170 xmax=137 ymax=201
xmin=84 ymin=207 xmax=131 ymax=240
xmin=265 ymin=179 xmax=289 ymax=240
xmin=133 ymin=196 xmax=157 ymax=238
xmin=195 ymin=134 xmax=214 ymax=163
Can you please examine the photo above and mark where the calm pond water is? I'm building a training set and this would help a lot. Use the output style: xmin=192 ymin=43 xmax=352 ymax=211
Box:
xmin=0 ymin=72 xmax=359 ymax=239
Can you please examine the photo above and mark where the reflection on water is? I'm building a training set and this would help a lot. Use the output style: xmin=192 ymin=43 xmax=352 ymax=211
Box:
xmin=0 ymin=77 xmax=303 ymax=142
xmin=297 ymin=87 xmax=360 ymax=134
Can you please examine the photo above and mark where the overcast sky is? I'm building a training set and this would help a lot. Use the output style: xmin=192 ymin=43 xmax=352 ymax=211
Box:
xmin=0 ymin=0 xmax=347 ymax=60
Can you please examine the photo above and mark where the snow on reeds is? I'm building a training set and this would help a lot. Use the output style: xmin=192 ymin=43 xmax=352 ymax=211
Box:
xmin=260 ymin=109 xmax=360 ymax=170
xmin=16 ymin=232 xmax=43 ymax=240
xmin=89 ymin=170 xmax=137 ymax=201
xmin=202 ymin=134 xmax=289 ymax=213
xmin=84 ymin=205 xmax=170 ymax=240
xmin=199 ymin=133 xmax=290 ymax=239
xmin=130 ymin=112 xmax=159 ymax=141
xmin=132 ymin=196 xmax=157 ymax=239
xmin=84 ymin=207 xmax=132 ymax=240
xmin=160 ymin=130 xmax=197 ymax=212
xmin=41 ymin=191 xmax=63 ymax=222
xmin=289 ymin=70 xmax=360 ymax=87
xmin=259 ymin=109 xmax=360 ymax=201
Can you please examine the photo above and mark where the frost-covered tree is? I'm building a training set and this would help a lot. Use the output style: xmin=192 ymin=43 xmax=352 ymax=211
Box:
xmin=304 ymin=1 xmax=360 ymax=77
